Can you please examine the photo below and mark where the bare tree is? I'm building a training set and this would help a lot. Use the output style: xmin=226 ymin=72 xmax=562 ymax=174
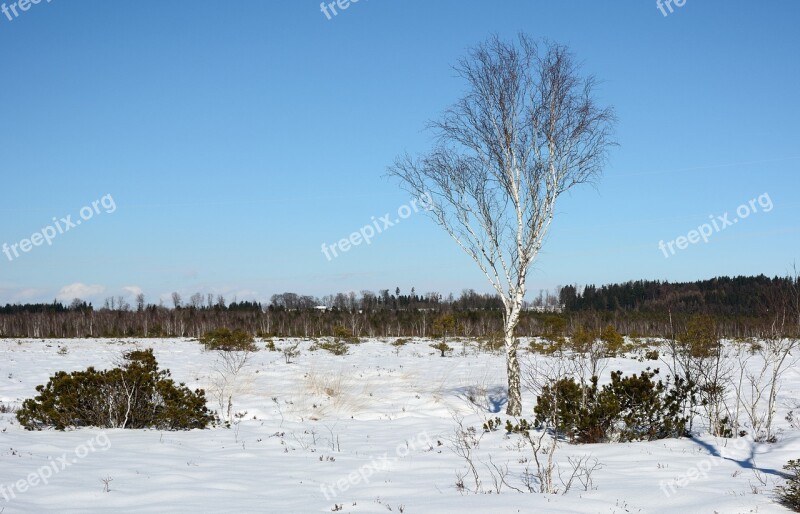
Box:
xmin=190 ymin=292 xmax=204 ymax=309
xmin=519 ymin=354 xmax=572 ymax=493
xmin=733 ymin=267 xmax=800 ymax=441
xmin=171 ymin=292 xmax=182 ymax=309
xmin=388 ymin=34 xmax=615 ymax=414
xmin=210 ymin=345 xmax=256 ymax=424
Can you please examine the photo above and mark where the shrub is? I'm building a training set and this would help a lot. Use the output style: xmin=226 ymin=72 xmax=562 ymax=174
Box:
xmin=482 ymin=416 xmax=502 ymax=432
xmin=540 ymin=314 xmax=567 ymax=341
xmin=315 ymin=339 xmax=348 ymax=356
xmin=570 ymin=326 xmax=598 ymax=353
xmin=391 ymin=338 xmax=409 ymax=355
xmin=529 ymin=337 xmax=566 ymax=355
xmin=533 ymin=369 xmax=689 ymax=443
xmin=332 ymin=325 xmax=359 ymax=343
xmin=600 ymin=325 xmax=625 ymax=356
xmin=199 ymin=328 xmax=257 ymax=352
xmin=480 ymin=334 xmax=504 ymax=352
xmin=16 ymin=349 xmax=213 ymax=431
xmin=679 ymin=315 xmax=720 ymax=358
xmin=568 ymin=325 xmax=626 ymax=356
xmin=777 ymin=459 xmax=800 ymax=511
xmin=430 ymin=341 xmax=452 ymax=357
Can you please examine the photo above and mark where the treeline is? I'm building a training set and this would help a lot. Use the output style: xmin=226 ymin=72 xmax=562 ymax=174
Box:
xmin=561 ymin=275 xmax=792 ymax=316
xmin=0 ymin=289 xmax=509 ymax=339
xmin=0 ymin=275 xmax=796 ymax=339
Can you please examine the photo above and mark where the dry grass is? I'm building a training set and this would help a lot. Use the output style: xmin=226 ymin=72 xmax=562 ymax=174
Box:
xmin=301 ymin=368 xmax=373 ymax=420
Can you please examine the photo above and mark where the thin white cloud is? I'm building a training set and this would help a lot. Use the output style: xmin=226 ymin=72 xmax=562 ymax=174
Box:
xmin=234 ymin=290 xmax=259 ymax=300
xmin=0 ymin=287 xmax=51 ymax=304
xmin=56 ymin=283 xmax=106 ymax=302
xmin=123 ymin=285 xmax=143 ymax=297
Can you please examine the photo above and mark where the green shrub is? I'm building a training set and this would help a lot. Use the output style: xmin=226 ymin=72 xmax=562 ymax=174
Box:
xmin=199 ymin=328 xmax=257 ymax=352
xmin=16 ymin=349 xmax=213 ymax=431
xmin=482 ymin=416 xmax=502 ymax=432
xmin=315 ymin=339 xmax=348 ymax=356
xmin=777 ymin=460 xmax=800 ymax=511
xmin=540 ymin=314 xmax=567 ymax=341
xmin=505 ymin=418 xmax=533 ymax=433
xmin=481 ymin=334 xmax=504 ymax=352
xmin=568 ymin=326 xmax=594 ymax=351
xmin=430 ymin=341 xmax=452 ymax=357
xmin=679 ymin=315 xmax=720 ymax=358
xmin=529 ymin=337 xmax=567 ymax=355
xmin=533 ymin=369 xmax=689 ymax=443
xmin=600 ymin=324 xmax=625 ymax=356
xmin=329 ymin=325 xmax=360 ymax=343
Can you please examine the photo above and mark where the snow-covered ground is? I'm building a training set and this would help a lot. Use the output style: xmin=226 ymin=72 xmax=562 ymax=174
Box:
xmin=1 ymin=338 xmax=798 ymax=513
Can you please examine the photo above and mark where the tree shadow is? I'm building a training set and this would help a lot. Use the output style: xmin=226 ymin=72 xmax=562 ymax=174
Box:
xmin=689 ymin=436 xmax=790 ymax=479
xmin=487 ymin=387 xmax=508 ymax=413
xmin=452 ymin=385 xmax=508 ymax=413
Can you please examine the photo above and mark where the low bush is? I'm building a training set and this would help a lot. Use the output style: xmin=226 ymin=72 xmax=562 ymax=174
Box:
xmin=533 ymin=368 xmax=689 ymax=443
xmin=529 ymin=338 xmax=565 ymax=355
xmin=430 ymin=341 xmax=452 ymax=357
xmin=480 ymin=335 xmax=504 ymax=352
xmin=17 ymin=349 xmax=213 ymax=431
xmin=314 ymin=339 xmax=348 ymax=356
xmin=199 ymin=328 xmax=257 ymax=352
xmin=332 ymin=325 xmax=360 ymax=343
xmin=644 ymin=349 xmax=660 ymax=360
xmin=777 ymin=459 xmax=800 ymax=511
xmin=600 ymin=324 xmax=626 ymax=356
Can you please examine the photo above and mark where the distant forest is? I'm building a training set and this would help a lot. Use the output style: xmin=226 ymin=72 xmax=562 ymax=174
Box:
xmin=0 ymin=274 xmax=797 ymax=340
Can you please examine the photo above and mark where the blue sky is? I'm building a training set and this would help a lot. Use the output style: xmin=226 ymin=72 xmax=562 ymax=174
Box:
xmin=0 ymin=0 xmax=798 ymax=306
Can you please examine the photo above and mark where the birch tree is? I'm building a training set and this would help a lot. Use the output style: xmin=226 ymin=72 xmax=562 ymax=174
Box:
xmin=388 ymin=35 xmax=615 ymax=415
